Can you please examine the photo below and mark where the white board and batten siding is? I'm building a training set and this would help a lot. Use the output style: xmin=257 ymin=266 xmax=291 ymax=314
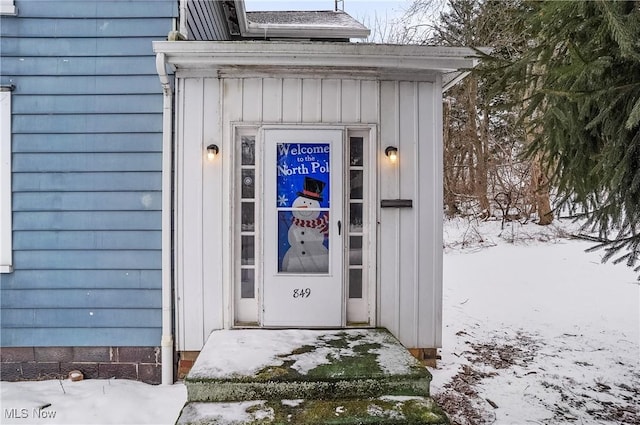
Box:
xmin=174 ymin=73 xmax=444 ymax=352
xmin=378 ymin=81 xmax=444 ymax=349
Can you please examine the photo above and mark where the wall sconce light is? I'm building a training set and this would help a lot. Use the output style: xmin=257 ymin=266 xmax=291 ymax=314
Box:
xmin=206 ymin=144 xmax=219 ymax=160
xmin=385 ymin=146 xmax=398 ymax=163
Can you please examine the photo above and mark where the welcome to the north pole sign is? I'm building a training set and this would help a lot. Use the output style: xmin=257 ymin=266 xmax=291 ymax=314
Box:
xmin=276 ymin=142 xmax=331 ymax=274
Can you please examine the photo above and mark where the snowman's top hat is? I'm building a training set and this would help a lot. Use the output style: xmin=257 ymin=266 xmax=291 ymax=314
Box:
xmin=298 ymin=177 xmax=325 ymax=202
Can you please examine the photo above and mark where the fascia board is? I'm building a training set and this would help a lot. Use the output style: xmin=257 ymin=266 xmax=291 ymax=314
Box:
xmin=443 ymin=71 xmax=471 ymax=92
xmin=153 ymin=41 xmax=479 ymax=73
xmin=234 ymin=0 xmax=250 ymax=35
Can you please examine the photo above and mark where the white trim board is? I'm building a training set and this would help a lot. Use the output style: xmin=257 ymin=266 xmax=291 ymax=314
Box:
xmin=0 ymin=87 xmax=13 ymax=273
xmin=154 ymin=41 xmax=480 ymax=78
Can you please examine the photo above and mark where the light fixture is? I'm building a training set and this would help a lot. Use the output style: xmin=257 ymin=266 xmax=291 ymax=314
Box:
xmin=385 ymin=146 xmax=398 ymax=163
xmin=206 ymin=144 xmax=219 ymax=160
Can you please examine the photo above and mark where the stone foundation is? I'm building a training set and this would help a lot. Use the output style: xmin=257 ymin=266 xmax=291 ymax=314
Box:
xmin=0 ymin=347 xmax=162 ymax=384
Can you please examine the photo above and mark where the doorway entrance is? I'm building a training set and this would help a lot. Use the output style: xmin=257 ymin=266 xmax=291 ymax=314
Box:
xmin=233 ymin=126 xmax=373 ymax=327
xmin=262 ymin=129 xmax=344 ymax=326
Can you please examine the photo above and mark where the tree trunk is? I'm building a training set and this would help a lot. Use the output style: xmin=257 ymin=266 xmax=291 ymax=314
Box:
xmin=466 ymin=77 xmax=491 ymax=218
xmin=524 ymin=61 xmax=554 ymax=226
xmin=442 ymin=98 xmax=459 ymax=217
xmin=531 ymin=153 xmax=554 ymax=225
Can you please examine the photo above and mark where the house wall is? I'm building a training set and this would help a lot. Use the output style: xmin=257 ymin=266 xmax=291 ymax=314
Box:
xmin=0 ymin=0 xmax=177 ymax=370
xmin=185 ymin=0 xmax=230 ymax=40
xmin=174 ymin=73 xmax=443 ymax=351
xmin=378 ymin=80 xmax=444 ymax=349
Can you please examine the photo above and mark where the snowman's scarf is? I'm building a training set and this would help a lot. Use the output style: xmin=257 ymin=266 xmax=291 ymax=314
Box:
xmin=291 ymin=213 xmax=329 ymax=236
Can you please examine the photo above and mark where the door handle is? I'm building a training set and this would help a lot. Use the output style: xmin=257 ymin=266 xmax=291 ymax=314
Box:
xmin=338 ymin=220 xmax=342 ymax=236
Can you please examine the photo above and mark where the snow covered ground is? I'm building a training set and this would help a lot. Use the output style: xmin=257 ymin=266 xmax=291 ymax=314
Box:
xmin=0 ymin=379 xmax=186 ymax=424
xmin=1 ymin=218 xmax=638 ymax=424
xmin=434 ymin=218 xmax=639 ymax=425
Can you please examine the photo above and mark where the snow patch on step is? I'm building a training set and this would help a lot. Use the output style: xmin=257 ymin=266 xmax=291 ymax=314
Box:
xmin=188 ymin=329 xmax=423 ymax=381
xmin=178 ymin=401 xmax=273 ymax=425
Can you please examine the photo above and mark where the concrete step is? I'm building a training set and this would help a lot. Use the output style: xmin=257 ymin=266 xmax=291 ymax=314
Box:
xmin=184 ymin=329 xmax=432 ymax=403
xmin=177 ymin=396 xmax=449 ymax=425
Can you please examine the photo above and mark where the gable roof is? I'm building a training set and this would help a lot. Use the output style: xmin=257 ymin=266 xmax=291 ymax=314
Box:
xmin=231 ymin=0 xmax=370 ymax=40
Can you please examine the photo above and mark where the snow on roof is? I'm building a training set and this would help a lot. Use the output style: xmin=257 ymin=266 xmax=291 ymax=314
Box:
xmin=246 ymin=10 xmax=368 ymax=31
xmin=231 ymin=0 xmax=370 ymax=40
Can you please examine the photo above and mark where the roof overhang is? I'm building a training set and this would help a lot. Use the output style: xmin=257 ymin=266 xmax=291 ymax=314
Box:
xmin=233 ymin=0 xmax=370 ymax=40
xmin=153 ymin=41 xmax=480 ymax=80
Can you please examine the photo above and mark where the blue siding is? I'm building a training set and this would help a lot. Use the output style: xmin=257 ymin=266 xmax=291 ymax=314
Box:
xmin=12 ymin=133 xmax=162 ymax=152
xmin=2 ymin=309 xmax=161 ymax=328
xmin=13 ymin=211 xmax=160 ymax=231
xmin=15 ymin=1 xmax=177 ymax=18
xmin=13 ymin=153 xmax=162 ymax=171
xmin=13 ymin=114 xmax=163 ymax=133
xmin=0 ymin=0 xmax=177 ymax=347
xmin=14 ymin=192 xmax=162 ymax=211
xmin=0 ymin=76 xmax=163 ymax=94
xmin=1 ymin=329 xmax=160 ymax=347
xmin=0 ymin=18 xmax=175 ymax=38
xmin=14 ymin=251 xmax=161 ymax=269
xmin=14 ymin=95 xmax=163 ymax=114
xmin=1 ymin=289 xmax=160 ymax=309
xmin=2 ymin=57 xmax=157 ymax=75
xmin=13 ymin=172 xmax=161 ymax=191
xmin=14 ymin=231 xmax=162 ymax=250
xmin=2 ymin=270 xmax=161 ymax=289
xmin=2 ymin=37 xmax=169 ymax=56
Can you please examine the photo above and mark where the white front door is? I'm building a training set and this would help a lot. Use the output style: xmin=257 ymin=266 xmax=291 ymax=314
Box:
xmin=262 ymin=128 xmax=344 ymax=327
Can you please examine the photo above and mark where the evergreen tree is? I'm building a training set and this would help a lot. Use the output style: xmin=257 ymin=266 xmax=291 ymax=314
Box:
xmin=492 ymin=1 xmax=640 ymax=274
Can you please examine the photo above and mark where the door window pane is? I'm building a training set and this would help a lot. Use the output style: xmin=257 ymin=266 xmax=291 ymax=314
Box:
xmin=349 ymin=236 xmax=362 ymax=266
xmin=241 ymin=202 xmax=254 ymax=232
xmin=242 ymin=169 xmax=255 ymax=199
xmin=349 ymin=203 xmax=363 ymax=232
xmin=350 ymin=136 xmax=363 ymax=166
xmin=349 ymin=269 xmax=363 ymax=298
xmin=241 ymin=136 xmax=255 ymax=165
xmin=237 ymin=132 xmax=257 ymax=307
xmin=241 ymin=235 xmax=255 ymax=265
xmin=241 ymin=269 xmax=255 ymax=298
xmin=277 ymin=210 xmax=330 ymax=273
xmin=276 ymin=142 xmax=331 ymax=274
xmin=350 ymin=170 xmax=363 ymax=199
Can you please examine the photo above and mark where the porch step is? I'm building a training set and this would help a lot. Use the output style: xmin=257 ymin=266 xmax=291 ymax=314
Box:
xmin=177 ymin=329 xmax=448 ymax=425
xmin=185 ymin=329 xmax=431 ymax=402
xmin=177 ymin=397 xmax=448 ymax=425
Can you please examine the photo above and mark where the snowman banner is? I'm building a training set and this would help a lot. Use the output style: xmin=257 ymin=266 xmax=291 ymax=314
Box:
xmin=276 ymin=142 xmax=331 ymax=274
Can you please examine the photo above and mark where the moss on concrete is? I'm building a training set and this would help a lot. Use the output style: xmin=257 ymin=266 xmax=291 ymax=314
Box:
xmin=305 ymin=345 xmax=382 ymax=379
xmin=178 ymin=330 xmax=448 ymax=424
xmin=186 ymin=377 xmax=430 ymax=402
xmin=177 ymin=398 xmax=449 ymax=425
xmin=185 ymin=329 xmax=434 ymax=403
xmin=288 ymin=345 xmax=317 ymax=356
xmin=272 ymin=398 xmax=449 ymax=425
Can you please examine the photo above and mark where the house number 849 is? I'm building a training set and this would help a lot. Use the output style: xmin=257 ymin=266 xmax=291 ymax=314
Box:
xmin=293 ymin=288 xmax=311 ymax=298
